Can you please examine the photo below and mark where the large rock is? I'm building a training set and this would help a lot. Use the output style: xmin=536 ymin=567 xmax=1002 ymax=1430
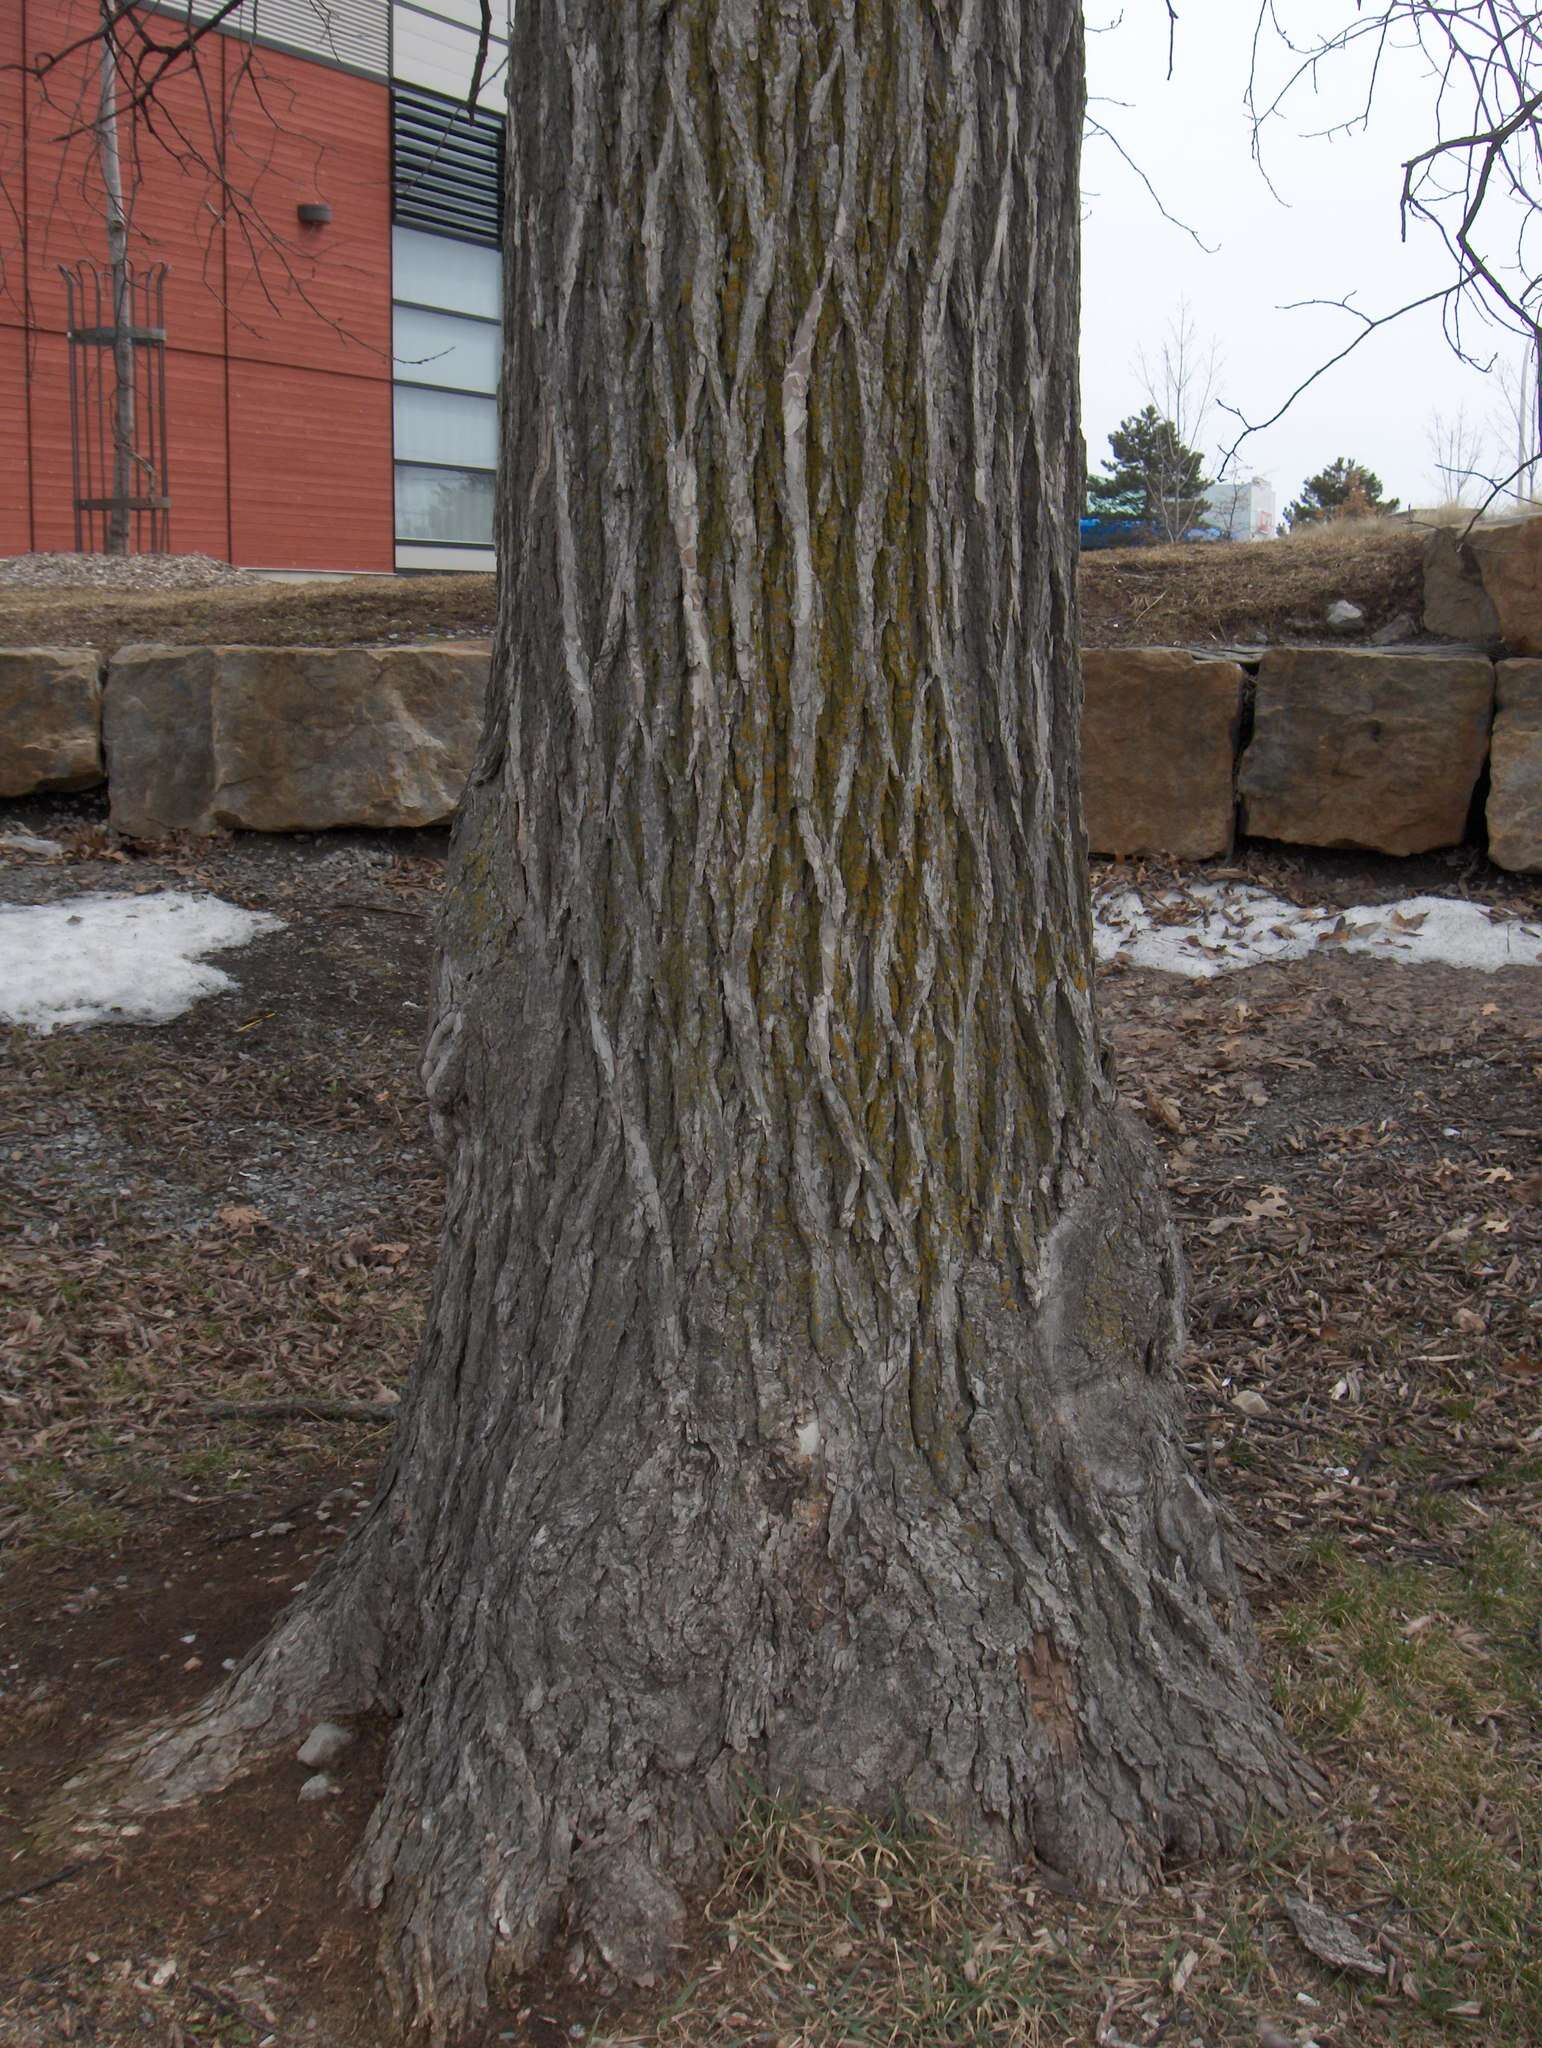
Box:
xmin=1239 ymin=649 xmax=1494 ymax=855
xmin=1488 ymin=660 xmax=1542 ymax=872
xmin=0 ymin=647 xmax=103 ymax=796
xmin=105 ymin=643 xmax=490 ymax=836
xmin=1422 ymin=526 xmax=1500 ymax=644
xmin=1081 ymin=650 xmax=1245 ymax=860
xmin=1470 ymin=517 xmax=1542 ymax=656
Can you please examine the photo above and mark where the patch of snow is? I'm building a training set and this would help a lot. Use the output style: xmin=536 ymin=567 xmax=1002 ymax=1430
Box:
xmin=1094 ymin=883 xmax=1542 ymax=979
xmin=0 ymin=831 xmax=64 ymax=859
xmin=0 ymin=889 xmax=283 ymax=1032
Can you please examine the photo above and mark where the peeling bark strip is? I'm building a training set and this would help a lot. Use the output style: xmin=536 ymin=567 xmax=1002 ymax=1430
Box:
xmin=52 ymin=4 xmax=1304 ymax=2038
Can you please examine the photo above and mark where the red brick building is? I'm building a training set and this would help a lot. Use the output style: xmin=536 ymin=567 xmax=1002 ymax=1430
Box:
xmin=1 ymin=0 xmax=507 ymax=571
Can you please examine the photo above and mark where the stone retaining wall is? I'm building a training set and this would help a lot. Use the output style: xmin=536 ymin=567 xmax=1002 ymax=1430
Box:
xmin=1082 ymin=644 xmax=1537 ymax=871
xmin=105 ymin=643 xmax=490 ymax=837
xmin=2 ymin=636 xmax=1540 ymax=873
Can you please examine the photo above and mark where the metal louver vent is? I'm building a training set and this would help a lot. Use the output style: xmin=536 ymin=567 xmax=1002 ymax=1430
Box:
xmin=140 ymin=0 xmax=389 ymax=80
xmin=392 ymin=85 xmax=505 ymax=248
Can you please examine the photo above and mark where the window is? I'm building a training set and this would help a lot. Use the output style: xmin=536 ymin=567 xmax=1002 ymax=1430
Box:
xmin=392 ymin=227 xmax=502 ymax=320
xmin=390 ymin=89 xmax=505 ymax=565
xmin=393 ymin=387 xmax=497 ymax=469
xmin=393 ymin=304 xmax=501 ymax=393
xmin=392 ymin=2 xmax=512 ymax=114
xmin=395 ymin=465 xmax=495 ymax=546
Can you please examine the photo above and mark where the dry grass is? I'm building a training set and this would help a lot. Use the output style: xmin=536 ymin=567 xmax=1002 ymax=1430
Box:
xmin=1080 ymin=522 xmax=1426 ymax=648
xmin=0 ymin=523 xmax=1427 ymax=655
xmin=0 ymin=571 xmax=497 ymax=656
xmin=640 ymin=1801 xmax=1086 ymax=2048
xmin=606 ymin=1524 xmax=1539 ymax=2047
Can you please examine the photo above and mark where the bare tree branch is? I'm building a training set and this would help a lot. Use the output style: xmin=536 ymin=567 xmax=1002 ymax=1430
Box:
xmin=1232 ymin=2 xmax=1541 ymax=490
xmin=1083 ymin=109 xmax=1219 ymax=252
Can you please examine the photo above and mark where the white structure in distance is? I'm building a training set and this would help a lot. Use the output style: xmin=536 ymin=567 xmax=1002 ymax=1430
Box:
xmin=1202 ymin=476 xmax=1277 ymax=542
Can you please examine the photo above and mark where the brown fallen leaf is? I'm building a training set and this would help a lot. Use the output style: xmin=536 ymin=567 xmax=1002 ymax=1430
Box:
xmin=216 ymin=1204 xmax=267 ymax=1232
xmin=1143 ymin=1085 xmax=1185 ymax=1135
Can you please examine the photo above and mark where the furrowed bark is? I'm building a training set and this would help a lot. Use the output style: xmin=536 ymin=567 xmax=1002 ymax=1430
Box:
xmin=53 ymin=3 xmax=1305 ymax=2037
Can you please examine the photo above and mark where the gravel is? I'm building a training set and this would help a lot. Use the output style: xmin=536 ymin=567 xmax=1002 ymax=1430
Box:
xmin=0 ymin=552 xmax=256 ymax=592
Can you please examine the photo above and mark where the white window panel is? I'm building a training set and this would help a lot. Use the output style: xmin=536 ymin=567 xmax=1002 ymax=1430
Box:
xmin=394 ymin=387 xmax=498 ymax=468
xmin=391 ymin=8 xmax=509 ymax=111
xmin=393 ymin=227 xmax=502 ymax=320
xmin=396 ymin=541 xmax=495 ymax=571
xmin=396 ymin=464 xmax=496 ymax=545
xmin=395 ymin=0 xmax=512 ymax=32
xmin=394 ymin=305 xmax=501 ymax=392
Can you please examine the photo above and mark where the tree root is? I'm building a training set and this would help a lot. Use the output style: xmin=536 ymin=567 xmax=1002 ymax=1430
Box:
xmin=40 ymin=1552 xmax=383 ymax=1856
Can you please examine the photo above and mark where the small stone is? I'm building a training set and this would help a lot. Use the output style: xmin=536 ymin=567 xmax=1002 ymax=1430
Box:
xmin=1232 ymin=1390 xmax=1270 ymax=1418
xmin=1325 ymin=599 xmax=1364 ymax=630
xmin=298 ymin=1772 xmax=339 ymax=1802
xmin=296 ymin=1722 xmax=354 ymax=1768
xmin=1369 ymin=612 xmax=1417 ymax=647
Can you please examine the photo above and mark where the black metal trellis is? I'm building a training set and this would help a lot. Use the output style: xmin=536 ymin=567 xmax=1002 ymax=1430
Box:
xmin=60 ymin=260 xmax=171 ymax=554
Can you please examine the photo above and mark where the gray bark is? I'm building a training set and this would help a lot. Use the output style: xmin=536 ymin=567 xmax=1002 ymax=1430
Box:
xmin=53 ymin=2 xmax=1304 ymax=2036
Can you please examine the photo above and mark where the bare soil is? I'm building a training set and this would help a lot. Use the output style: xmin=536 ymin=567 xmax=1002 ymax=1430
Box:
xmin=1 ymin=796 xmax=1537 ymax=2047
xmin=0 ymin=523 xmax=1429 ymax=657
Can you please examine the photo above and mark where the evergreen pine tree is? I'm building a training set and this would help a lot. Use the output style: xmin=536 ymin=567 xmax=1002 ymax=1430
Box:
xmin=1086 ymin=405 xmax=1210 ymax=540
xmin=1284 ymin=457 xmax=1399 ymax=528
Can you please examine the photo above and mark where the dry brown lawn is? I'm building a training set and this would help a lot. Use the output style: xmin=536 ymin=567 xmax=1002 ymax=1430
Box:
xmin=0 ymin=522 xmax=1430 ymax=656
xmin=1079 ymin=520 xmax=1426 ymax=648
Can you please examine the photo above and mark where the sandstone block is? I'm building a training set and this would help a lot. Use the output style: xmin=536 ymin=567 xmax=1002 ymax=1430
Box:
xmin=1422 ymin=526 xmax=1500 ymax=644
xmin=1081 ymin=650 xmax=1245 ymax=860
xmin=1238 ymin=649 xmax=1494 ymax=856
xmin=0 ymin=647 xmax=103 ymax=796
xmin=1487 ymin=659 xmax=1542 ymax=872
xmin=104 ymin=643 xmax=490 ymax=836
xmin=1471 ymin=517 xmax=1542 ymax=656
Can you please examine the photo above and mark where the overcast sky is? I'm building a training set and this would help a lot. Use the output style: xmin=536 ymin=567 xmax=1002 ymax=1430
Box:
xmin=1080 ymin=0 xmax=1533 ymax=520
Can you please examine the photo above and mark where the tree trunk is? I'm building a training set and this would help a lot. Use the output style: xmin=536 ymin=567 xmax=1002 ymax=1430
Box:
xmin=57 ymin=1 xmax=1304 ymax=2035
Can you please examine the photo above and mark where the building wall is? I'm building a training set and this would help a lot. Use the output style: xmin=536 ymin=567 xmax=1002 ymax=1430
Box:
xmin=0 ymin=0 xmax=394 ymax=568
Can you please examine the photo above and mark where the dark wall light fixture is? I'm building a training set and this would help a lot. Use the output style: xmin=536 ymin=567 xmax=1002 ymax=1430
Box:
xmin=297 ymin=202 xmax=333 ymax=226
